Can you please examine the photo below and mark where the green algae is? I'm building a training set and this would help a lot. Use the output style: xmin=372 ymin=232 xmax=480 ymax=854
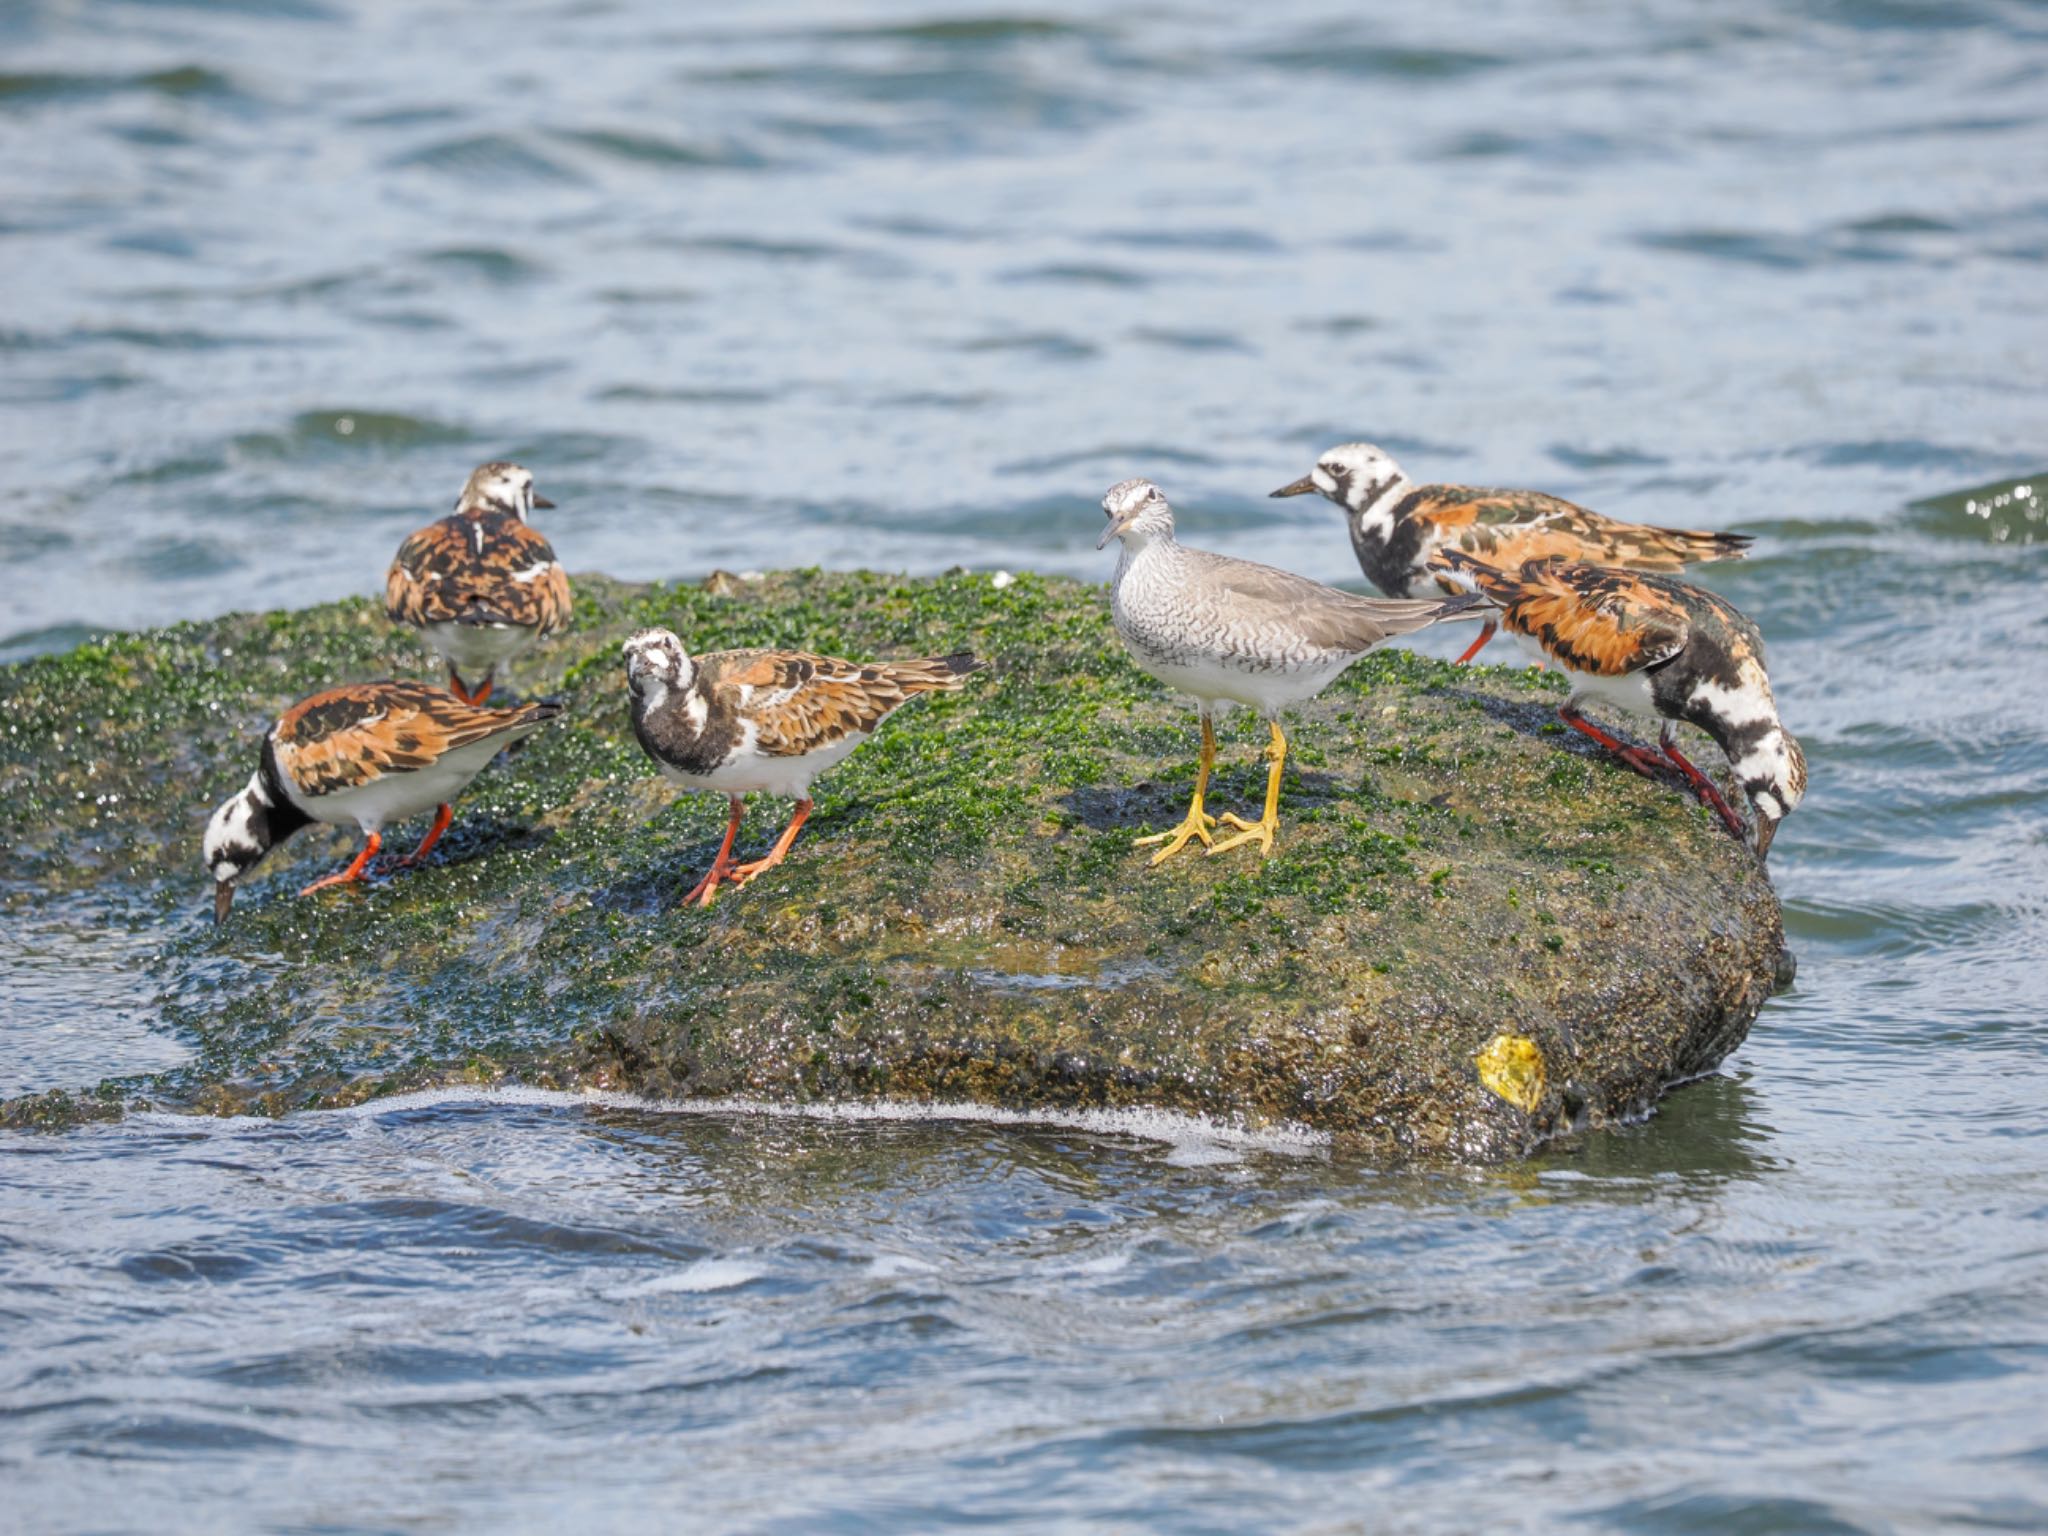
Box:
xmin=0 ymin=570 xmax=1786 ymax=1158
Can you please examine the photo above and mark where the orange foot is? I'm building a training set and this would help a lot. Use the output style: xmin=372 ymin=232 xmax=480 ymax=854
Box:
xmin=730 ymin=799 xmax=813 ymax=887
xmin=1455 ymin=618 xmax=1499 ymax=665
xmin=394 ymin=804 xmax=453 ymax=869
xmin=683 ymin=796 xmax=746 ymax=909
xmin=301 ymin=832 xmax=382 ymax=895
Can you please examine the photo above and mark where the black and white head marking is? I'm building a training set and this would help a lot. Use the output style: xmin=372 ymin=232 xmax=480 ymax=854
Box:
xmin=623 ymin=627 xmax=696 ymax=707
xmin=1678 ymin=644 xmax=1806 ymax=858
xmin=1737 ymin=727 xmax=1806 ymax=857
xmin=202 ymin=763 xmax=309 ymax=919
xmin=1311 ymin=442 xmax=1410 ymax=535
xmin=457 ymin=461 xmax=547 ymax=521
xmin=203 ymin=773 xmax=274 ymax=884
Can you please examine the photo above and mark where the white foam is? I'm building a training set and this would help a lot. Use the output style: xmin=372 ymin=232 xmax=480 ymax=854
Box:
xmin=866 ymin=1253 xmax=937 ymax=1278
xmin=313 ymin=1084 xmax=1330 ymax=1156
xmin=604 ymin=1259 xmax=763 ymax=1298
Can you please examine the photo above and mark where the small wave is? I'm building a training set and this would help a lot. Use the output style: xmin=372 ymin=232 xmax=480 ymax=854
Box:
xmin=1254 ymin=42 xmax=1508 ymax=80
xmin=231 ymin=409 xmax=474 ymax=460
xmin=417 ymin=246 xmax=548 ymax=285
xmin=555 ymin=128 xmax=768 ymax=171
xmin=998 ymin=262 xmax=1151 ymax=289
xmin=390 ymin=134 xmax=585 ymax=186
xmin=957 ymin=331 xmax=1099 ymax=360
xmin=1097 ymin=225 xmax=1282 ymax=255
xmin=319 ymin=1085 xmax=1333 ymax=1156
xmin=604 ymin=1259 xmax=765 ymax=1298
xmin=994 ymin=442 xmax=1222 ymax=476
xmin=0 ymin=65 xmax=241 ymax=110
xmin=1909 ymin=474 xmax=2046 ymax=545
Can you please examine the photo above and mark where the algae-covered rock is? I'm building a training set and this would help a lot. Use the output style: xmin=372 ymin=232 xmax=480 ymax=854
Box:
xmin=0 ymin=570 xmax=1787 ymax=1158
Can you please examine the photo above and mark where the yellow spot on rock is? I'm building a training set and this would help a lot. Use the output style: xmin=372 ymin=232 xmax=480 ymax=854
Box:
xmin=1476 ymin=1033 xmax=1546 ymax=1112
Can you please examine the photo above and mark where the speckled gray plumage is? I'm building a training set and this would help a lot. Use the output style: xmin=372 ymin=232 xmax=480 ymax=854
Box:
xmin=1108 ymin=506 xmax=1476 ymax=715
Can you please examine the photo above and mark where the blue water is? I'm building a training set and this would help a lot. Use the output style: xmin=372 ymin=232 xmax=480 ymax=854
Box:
xmin=4 ymin=0 xmax=2048 ymax=1528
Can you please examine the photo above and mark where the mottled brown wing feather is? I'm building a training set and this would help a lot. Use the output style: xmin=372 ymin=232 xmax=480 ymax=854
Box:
xmin=700 ymin=648 xmax=979 ymax=759
xmin=273 ymin=680 xmax=554 ymax=797
xmin=1438 ymin=554 xmax=1689 ymax=677
xmin=384 ymin=513 xmax=572 ymax=634
xmin=1412 ymin=483 xmax=1750 ymax=573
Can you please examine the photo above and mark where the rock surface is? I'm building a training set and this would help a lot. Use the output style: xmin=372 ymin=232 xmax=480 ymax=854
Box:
xmin=0 ymin=570 xmax=1788 ymax=1157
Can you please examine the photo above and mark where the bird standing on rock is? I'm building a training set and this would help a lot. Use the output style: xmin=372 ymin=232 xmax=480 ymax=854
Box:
xmin=1270 ymin=442 xmax=1751 ymax=663
xmin=1099 ymin=477 xmax=1484 ymax=864
xmin=1437 ymin=551 xmax=1805 ymax=858
xmin=385 ymin=461 xmax=573 ymax=703
xmin=623 ymin=628 xmax=983 ymax=909
xmin=202 ymin=680 xmax=562 ymax=920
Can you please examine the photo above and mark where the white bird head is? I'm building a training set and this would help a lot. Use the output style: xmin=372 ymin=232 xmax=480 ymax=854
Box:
xmin=456 ymin=461 xmax=553 ymax=521
xmin=1097 ymin=478 xmax=1176 ymax=550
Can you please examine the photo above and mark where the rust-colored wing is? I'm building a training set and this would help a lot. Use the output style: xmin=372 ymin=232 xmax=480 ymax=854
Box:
xmin=384 ymin=512 xmax=573 ymax=635
xmin=700 ymin=648 xmax=982 ymax=758
xmin=272 ymin=680 xmax=559 ymax=797
xmin=1437 ymin=553 xmax=1689 ymax=677
xmin=1413 ymin=484 xmax=1750 ymax=572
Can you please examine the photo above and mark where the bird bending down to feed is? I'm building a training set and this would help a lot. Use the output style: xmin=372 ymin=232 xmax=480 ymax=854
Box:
xmin=1436 ymin=551 xmax=1805 ymax=858
xmin=1270 ymin=442 xmax=1751 ymax=663
xmin=623 ymin=628 xmax=983 ymax=909
xmin=202 ymin=680 xmax=562 ymax=920
xmin=1099 ymin=477 xmax=1484 ymax=864
xmin=385 ymin=461 xmax=573 ymax=703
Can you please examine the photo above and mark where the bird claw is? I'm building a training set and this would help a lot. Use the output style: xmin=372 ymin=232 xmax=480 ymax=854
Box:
xmin=1135 ymin=808 xmax=1219 ymax=865
xmin=1208 ymin=812 xmax=1276 ymax=859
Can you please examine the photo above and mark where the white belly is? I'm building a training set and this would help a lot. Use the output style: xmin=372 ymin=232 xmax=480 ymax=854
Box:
xmin=1138 ymin=654 xmax=1355 ymax=717
xmin=286 ymin=732 xmax=522 ymax=833
xmin=658 ymin=734 xmax=868 ymax=801
xmin=1568 ymin=664 xmax=1659 ymax=722
xmin=423 ymin=620 xmax=536 ymax=678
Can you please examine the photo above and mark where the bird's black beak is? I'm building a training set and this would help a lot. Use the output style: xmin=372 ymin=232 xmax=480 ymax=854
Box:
xmin=214 ymin=880 xmax=236 ymax=924
xmin=532 ymin=494 xmax=556 ymax=509
xmin=1753 ymin=815 xmax=1778 ymax=863
xmin=1270 ymin=475 xmax=1317 ymax=499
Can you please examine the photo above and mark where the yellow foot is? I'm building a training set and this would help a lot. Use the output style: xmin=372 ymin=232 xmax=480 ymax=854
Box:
xmin=1134 ymin=808 xmax=1219 ymax=865
xmin=1208 ymin=811 xmax=1277 ymax=859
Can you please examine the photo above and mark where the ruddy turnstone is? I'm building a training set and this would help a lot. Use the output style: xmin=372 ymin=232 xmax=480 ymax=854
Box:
xmin=385 ymin=461 xmax=572 ymax=703
xmin=1099 ymin=478 xmax=1483 ymax=863
xmin=1270 ymin=443 xmax=1751 ymax=663
xmin=202 ymin=680 xmax=562 ymax=920
xmin=1437 ymin=551 xmax=1805 ymax=857
xmin=623 ymin=628 xmax=983 ymax=908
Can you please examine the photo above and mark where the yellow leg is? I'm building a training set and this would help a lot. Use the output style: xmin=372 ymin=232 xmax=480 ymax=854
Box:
xmin=1210 ymin=720 xmax=1285 ymax=858
xmin=1135 ymin=714 xmax=1220 ymax=865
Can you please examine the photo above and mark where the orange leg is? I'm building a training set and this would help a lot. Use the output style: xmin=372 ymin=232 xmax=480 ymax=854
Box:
xmin=300 ymin=832 xmax=382 ymax=896
xmin=396 ymin=804 xmax=454 ymax=868
xmin=682 ymin=796 xmax=745 ymax=909
xmin=1559 ymin=704 xmax=1661 ymax=776
xmin=468 ymin=678 xmax=494 ymax=706
xmin=447 ymin=668 xmax=472 ymax=703
xmin=1660 ymin=729 xmax=1746 ymax=838
xmin=1455 ymin=619 xmax=1499 ymax=666
xmin=731 ymin=799 xmax=814 ymax=887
